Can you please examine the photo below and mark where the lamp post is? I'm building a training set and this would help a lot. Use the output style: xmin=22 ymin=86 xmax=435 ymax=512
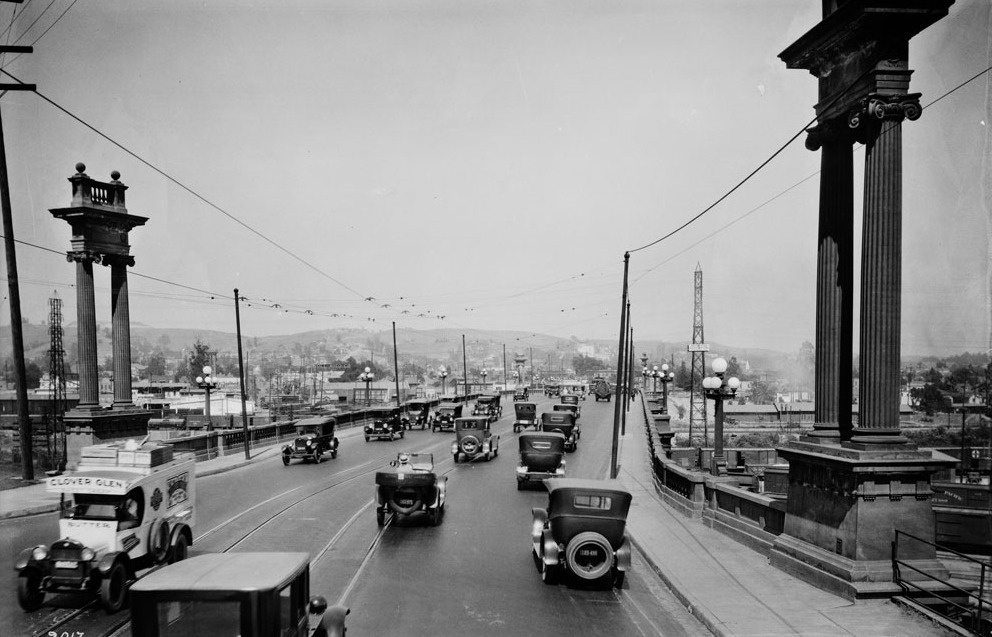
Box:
xmin=658 ymin=363 xmax=675 ymax=415
xmin=359 ymin=366 xmax=374 ymax=406
xmin=481 ymin=368 xmax=488 ymax=391
xmin=195 ymin=365 xmax=218 ymax=423
xmin=439 ymin=366 xmax=448 ymax=397
xmin=651 ymin=365 xmax=659 ymax=394
xmin=641 ymin=366 xmax=648 ymax=395
xmin=702 ymin=357 xmax=740 ymax=477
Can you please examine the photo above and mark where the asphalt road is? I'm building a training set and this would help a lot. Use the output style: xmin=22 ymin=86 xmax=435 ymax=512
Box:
xmin=1 ymin=396 xmax=709 ymax=637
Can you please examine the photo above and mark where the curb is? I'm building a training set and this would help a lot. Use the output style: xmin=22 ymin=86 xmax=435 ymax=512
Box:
xmin=0 ymin=503 xmax=60 ymax=520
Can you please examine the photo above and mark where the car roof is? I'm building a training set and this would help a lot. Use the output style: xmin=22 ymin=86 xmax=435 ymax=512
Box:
xmin=545 ymin=478 xmax=632 ymax=497
xmin=296 ymin=416 xmax=335 ymax=427
xmin=457 ymin=416 xmax=489 ymax=423
xmin=131 ymin=553 xmax=309 ymax=593
xmin=520 ymin=431 xmax=565 ymax=440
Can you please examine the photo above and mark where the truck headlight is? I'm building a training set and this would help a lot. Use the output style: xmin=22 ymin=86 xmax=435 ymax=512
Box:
xmin=31 ymin=545 xmax=48 ymax=561
xmin=81 ymin=548 xmax=95 ymax=562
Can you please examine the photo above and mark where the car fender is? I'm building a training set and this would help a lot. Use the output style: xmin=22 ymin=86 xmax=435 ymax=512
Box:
xmin=281 ymin=445 xmax=292 ymax=455
xmin=14 ymin=546 xmax=40 ymax=572
xmin=96 ymin=552 xmax=129 ymax=577
xmin=615 ymin=535 xmax=632 ymax=571
xmin=541 ymin=531 xmax=560 ymax=566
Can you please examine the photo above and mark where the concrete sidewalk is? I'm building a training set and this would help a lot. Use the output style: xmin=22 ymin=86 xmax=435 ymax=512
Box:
xmin=616 ymin=418 xmax=957 ymax=637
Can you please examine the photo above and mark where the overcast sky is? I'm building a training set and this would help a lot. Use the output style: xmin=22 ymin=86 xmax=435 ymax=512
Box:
xmin=1 ymin=0 xmax=989 ymax=357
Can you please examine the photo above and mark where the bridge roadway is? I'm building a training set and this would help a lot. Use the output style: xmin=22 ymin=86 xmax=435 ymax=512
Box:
xmin=1 ymin=396 xmax=957 ymax=636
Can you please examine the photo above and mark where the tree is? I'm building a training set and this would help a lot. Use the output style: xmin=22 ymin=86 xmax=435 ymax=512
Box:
xmin=144 ymin=353 xmax=167 ymax=379
xmin=910 ymin=383 xmax=950 ymax=416
xmin=726 ymin=356 xmax=741 ymax=378
xmin=24 ymin=360 xmax=42 ymax=389
xmin=750 ymin=380 xmax=776 ymax=404
xmin=175 ymin=338 xmax=213 ymax=383
xmin=572 ymin=354 xmax=608 ymax=377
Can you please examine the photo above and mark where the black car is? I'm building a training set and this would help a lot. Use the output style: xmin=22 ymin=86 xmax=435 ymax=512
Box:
xmin=513 ymin=401 xmax=538 ymax=433
xmin=375 ymin=453 xmax=447 ymax=526
xmin=513 ymin=387 xmax=530 ymax=401
xmin=404 ymin=399 xmax=434 ymax=430
xmin=541 ymin=411 xmax=579 ymax=452
xmin=531 ymin=479 xmax=632 ymax=588
xmin=364 ymin=407 xmax=408 ymax=442
xmin=282 ymin=415 xmax=338 ymax=465
xmin=432 ymin=403 xmax=463 ymax=432
xmin=516 ymin=431 xmax=566 ymax=489
xmin=473 ymin=394 xmax=502 ymax=423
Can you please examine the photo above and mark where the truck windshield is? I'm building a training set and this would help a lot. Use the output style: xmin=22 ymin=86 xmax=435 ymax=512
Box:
xmin=64 ymin=494 xmax=121 ymax=521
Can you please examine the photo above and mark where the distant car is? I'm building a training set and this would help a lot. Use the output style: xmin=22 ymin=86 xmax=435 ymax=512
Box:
xmin=473 ymin=394 xmax=502 ymax=423
xmin=374 ymin=453 xmax=446 ymax=526
xmin=542 ymin=411 xmax=579 ymax=452
xmin=516 ymin=431 xmax=566 ymax=490
xmin=364 ymin=407 xmax=408 ymax=442
xmin=129 ymin=552 xmax=349 ymax=637
xmin=513 ymin=401 xmax=538 ymax=433
xmin=432 ymin=403 xmax=463 ymax=432
xmin=545 ymin=384 xmax=560 ymax=397
xmin=514 ymin=388 xmax=530 ymax=401
xmin=405 ymin=399 xmax=434 ymax=430
xmin=560 ymin=394 xmax=581 ymax=417
xmin=452 ymin=416 xmax=499 ymax=462
xmin=593 ymin=378 xmax=612 ymax=402
xmin=531 ymin=479 xmax=632 ymax=588
xmin=282 ymin=415 xmax=338 ymax=465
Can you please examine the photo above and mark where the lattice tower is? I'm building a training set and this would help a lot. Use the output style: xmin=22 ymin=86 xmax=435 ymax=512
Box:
xmin=48 ymin=292 xmax=67 ymax=470
xmin=690 ymin=264 xmax=707 ymax=441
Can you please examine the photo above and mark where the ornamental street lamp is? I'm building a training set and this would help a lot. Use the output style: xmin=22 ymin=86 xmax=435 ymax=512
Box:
xmin=195 ymin=365 xmax=218 ymax=422
xmin=652 ymin=365 xmax=660 ymax=394
xmin=641 ymin=366 xmax=648 ymax=394
xmin=481 ymin=368 xmax=488 ymax=390
xmin=359 ymin=366 xmax=374 ymax=406
xmin=658 ymin=363 xmax=675 ymax=415
xmin=702 ymin=357 xmax=740 ymax=477
xmin=439 ymin=366 xmax=448 ymax=397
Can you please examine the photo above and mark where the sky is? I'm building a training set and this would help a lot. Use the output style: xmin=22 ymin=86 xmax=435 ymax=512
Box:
xmin=0 ymin=0 xmax=989 ymax=358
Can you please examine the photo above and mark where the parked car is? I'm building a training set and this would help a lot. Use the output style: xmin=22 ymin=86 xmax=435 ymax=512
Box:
xmin=374 ymin=453 xmax=446 ymax=526
xmin=405 ymin=399 xmax=434 ymax=430
xmin=530 ymin=479 xmax=632 ymax=588
xmin=16 ymin=441 xmax=195 ymax=613
xmin=282 ymin=415 xmax=338 ymax=465
xmin=516 ymin=431 xmax=566 ymax=490
xmin=129 ymin=552 xmax=348 ymax=637
xmin=513 ymin=401 xmax=538 ymax=433
xmin=541 ymin=411 xmax=579 ymax=452
xmin=432 ymin=402 xmax=463 ymax=432
xmin=593 ymin=377 xmax=612 ymax=402
xmin=560 ymin=394 xmax=581 ymax=418
xmin=473 ymin=394 xmax=502 ymax=422
xmin=364 ymin=407 xmax=408 ymax=442
xmin=513 ymin=387 xmax=530 ymax=401
xmin=452 ymin=416 xmax=499 ymax=462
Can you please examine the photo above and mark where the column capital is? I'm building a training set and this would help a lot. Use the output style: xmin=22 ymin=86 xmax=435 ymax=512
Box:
xmin=66 ymin=250 xmax=102 ymax=265
xmin=848 ymin=92 xmax=922 ymax=141
xmin=804 ymin=119 xmax=854 ymax=151
xmin=103 ymin=254 xmax=136 ymax=268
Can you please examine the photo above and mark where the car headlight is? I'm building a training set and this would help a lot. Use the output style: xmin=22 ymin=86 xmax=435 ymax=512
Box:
xmin=81 ymin=547 xmax=95 ymax=562
xmin=306 ymin=440 xmax=312 ymax=446
xmin=31 ymin=545 xmax=48 ymax=561
xmin=516 ymin=466 xmax=527 ymax=474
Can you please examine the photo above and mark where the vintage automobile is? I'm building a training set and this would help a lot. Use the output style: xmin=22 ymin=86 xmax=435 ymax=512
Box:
xmin=282 ymin=415 xmax=339 ymax=465
xmin=432 ymin=402 xmax=463 ymax=432
xmin=15 ymin=440 xmax=195 ymax=613
xmin=560 ymin=394 xmax=581 ymax=417
xmin=593 ymin=377 xmax=612 ymax=402
xmin=512 ymin=401 xmax=538 ymax=433
xmin=364 ymin=406 xmax=408 ymax=442
xmin=513 ymin=387 xmax=529 ymax=401
xmin=129 ymin=552 xmax=349 ymax=637
xmin=404 ymin=399 xmax=434 ymax=430
xmin=531 ymin=479 xmax=632 ymax=588
xmin=473 ymin=394 xmax=502 ymax=423
xmin=541 ymin=411 xmax=580 ymax=452
xmin=374 ymin=453 xmax=446 ymax=526
xmin=516 ymin=431 xmax=566 ymax=490
xmin=452 ymin=416 xmax=499 ymax=462
xmin=553 ymin=403 xmax=581 ymax=424
xmin=545 ymin=383 xmax=561 ymax=397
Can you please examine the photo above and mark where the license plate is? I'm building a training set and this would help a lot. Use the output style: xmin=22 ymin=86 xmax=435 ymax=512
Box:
xmin=55 ymin=561 xmax=78 ymax=569
xmin=398 ymin=499 xmax=414 ymax=507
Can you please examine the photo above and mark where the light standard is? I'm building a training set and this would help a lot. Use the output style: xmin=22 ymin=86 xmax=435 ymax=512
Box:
xmin=702 ymin=357 xmax=740 ymax=477
xmin=481 ymin=368 xmax=488 ymax=391
xmin=195 ymin=365 xmax=218 ymax=423
xmin=658 ymin=363 xmax=675 ymax=415
xmin=652 ymin=365 xmax=660 ymax=394
xmin=439 ymin=366 xmax=448 ymax=397
xmin=359 ymin=366 xmax=374 ymax=407
xmin=641 ymin=366 xmax=648 ymax=395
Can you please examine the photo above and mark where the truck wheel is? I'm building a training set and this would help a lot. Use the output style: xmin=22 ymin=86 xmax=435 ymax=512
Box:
xmin=100 ymin=560 xmax=129 ymax=614
xmin=17 ymin=570 xmax=45 ymax=611
xmin=171 ymin=533 xmax=189 ymax=563
xmin=149 ymin=519 xmax=170 ymax=564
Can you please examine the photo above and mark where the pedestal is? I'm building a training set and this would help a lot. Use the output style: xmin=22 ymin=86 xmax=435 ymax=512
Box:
xmin=64 ymin=407 xmax=153 ymax=469
xmin=770 ymin=441 xmax=956 ymax=599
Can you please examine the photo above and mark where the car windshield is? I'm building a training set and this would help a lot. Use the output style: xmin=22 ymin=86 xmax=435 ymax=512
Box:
xmin=152 ymin=599 xmax=242 ymax=637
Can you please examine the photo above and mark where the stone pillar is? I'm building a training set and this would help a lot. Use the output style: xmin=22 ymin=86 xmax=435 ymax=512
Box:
xmin=849 ymin=89 xmax=921 ymax=445
xmin=110 ymin=255 xmax=135 ymax=408
xmin=72 ymin=252 xmax=100 ymax=409
xmin=805 ymin=123 xmax=854 ymax=443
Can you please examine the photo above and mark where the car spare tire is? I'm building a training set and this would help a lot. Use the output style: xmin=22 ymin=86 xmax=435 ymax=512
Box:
xmin=565 ymin=531 xmax=614 ymax=580
xmin=459 ymin=435 xmax=480 ymax=455
xmin=388 ymin=489 xmax=422 ymax=515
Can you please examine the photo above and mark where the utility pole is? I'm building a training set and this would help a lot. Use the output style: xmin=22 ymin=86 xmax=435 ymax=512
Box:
xmin=234 ymin=289 xmax=250 ymax=459
xmin=1 ymin=34 xmax=38 ymax=480
xmin=611 ymin=252 xmax=630 ymax=479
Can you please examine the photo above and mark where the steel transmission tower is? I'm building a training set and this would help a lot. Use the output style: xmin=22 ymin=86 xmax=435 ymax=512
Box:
xmin=689 ymin=264 xmax=708 ymax=443
xmin=48 ymin=292 xmax=68 ymax=471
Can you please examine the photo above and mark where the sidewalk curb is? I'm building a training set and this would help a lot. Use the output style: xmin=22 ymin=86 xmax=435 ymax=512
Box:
xmin=0 ymin=503 xmax=59 ymax=520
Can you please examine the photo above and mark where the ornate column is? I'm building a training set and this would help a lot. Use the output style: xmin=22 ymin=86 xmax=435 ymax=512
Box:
xmin=805 ymin=122 xmax=854 ymax=443
xmin=71 ymin=251 xmax=101 ymax=409
xmin=109 ymin=254 xmax=136 ymax=407
xmin=848 ymin=88 xmax=921 ymax=445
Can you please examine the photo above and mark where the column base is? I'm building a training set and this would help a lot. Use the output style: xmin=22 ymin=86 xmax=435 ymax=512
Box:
xmin=801 ymin=421 xmax=842 ymax=445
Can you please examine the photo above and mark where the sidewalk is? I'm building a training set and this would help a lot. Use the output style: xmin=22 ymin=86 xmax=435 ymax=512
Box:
xmin=616 ymin=420 xmax=957 ymax=637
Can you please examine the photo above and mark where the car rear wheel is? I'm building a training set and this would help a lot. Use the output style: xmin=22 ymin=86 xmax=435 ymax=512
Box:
xmin=376 ymin=508 xmax=385 ymax=527
xmin=540 ymin=559 xmax=558 ymax=585
xmin=331 ymin=448 xmax=338 ymax=459
xmin=282 ymin=454 xmax=290 ymax=466
xmin=400 ymin=430 xmax=405 ymax=439
xmin=16 ymin=570 xmax=44 ymax=611
xmin=612 ymin=568 xmax=626 ymax=589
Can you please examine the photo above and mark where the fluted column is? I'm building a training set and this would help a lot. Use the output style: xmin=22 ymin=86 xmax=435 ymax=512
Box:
xmin=805 ymin=122 xmax=854 ymax=443
xmin=850 ymin=93 xmax=921 ymax=444
xmin=72 ymin=252 xmax=100 ymax=409
xmin=110 ymin=255 xmax=135 ymax=407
